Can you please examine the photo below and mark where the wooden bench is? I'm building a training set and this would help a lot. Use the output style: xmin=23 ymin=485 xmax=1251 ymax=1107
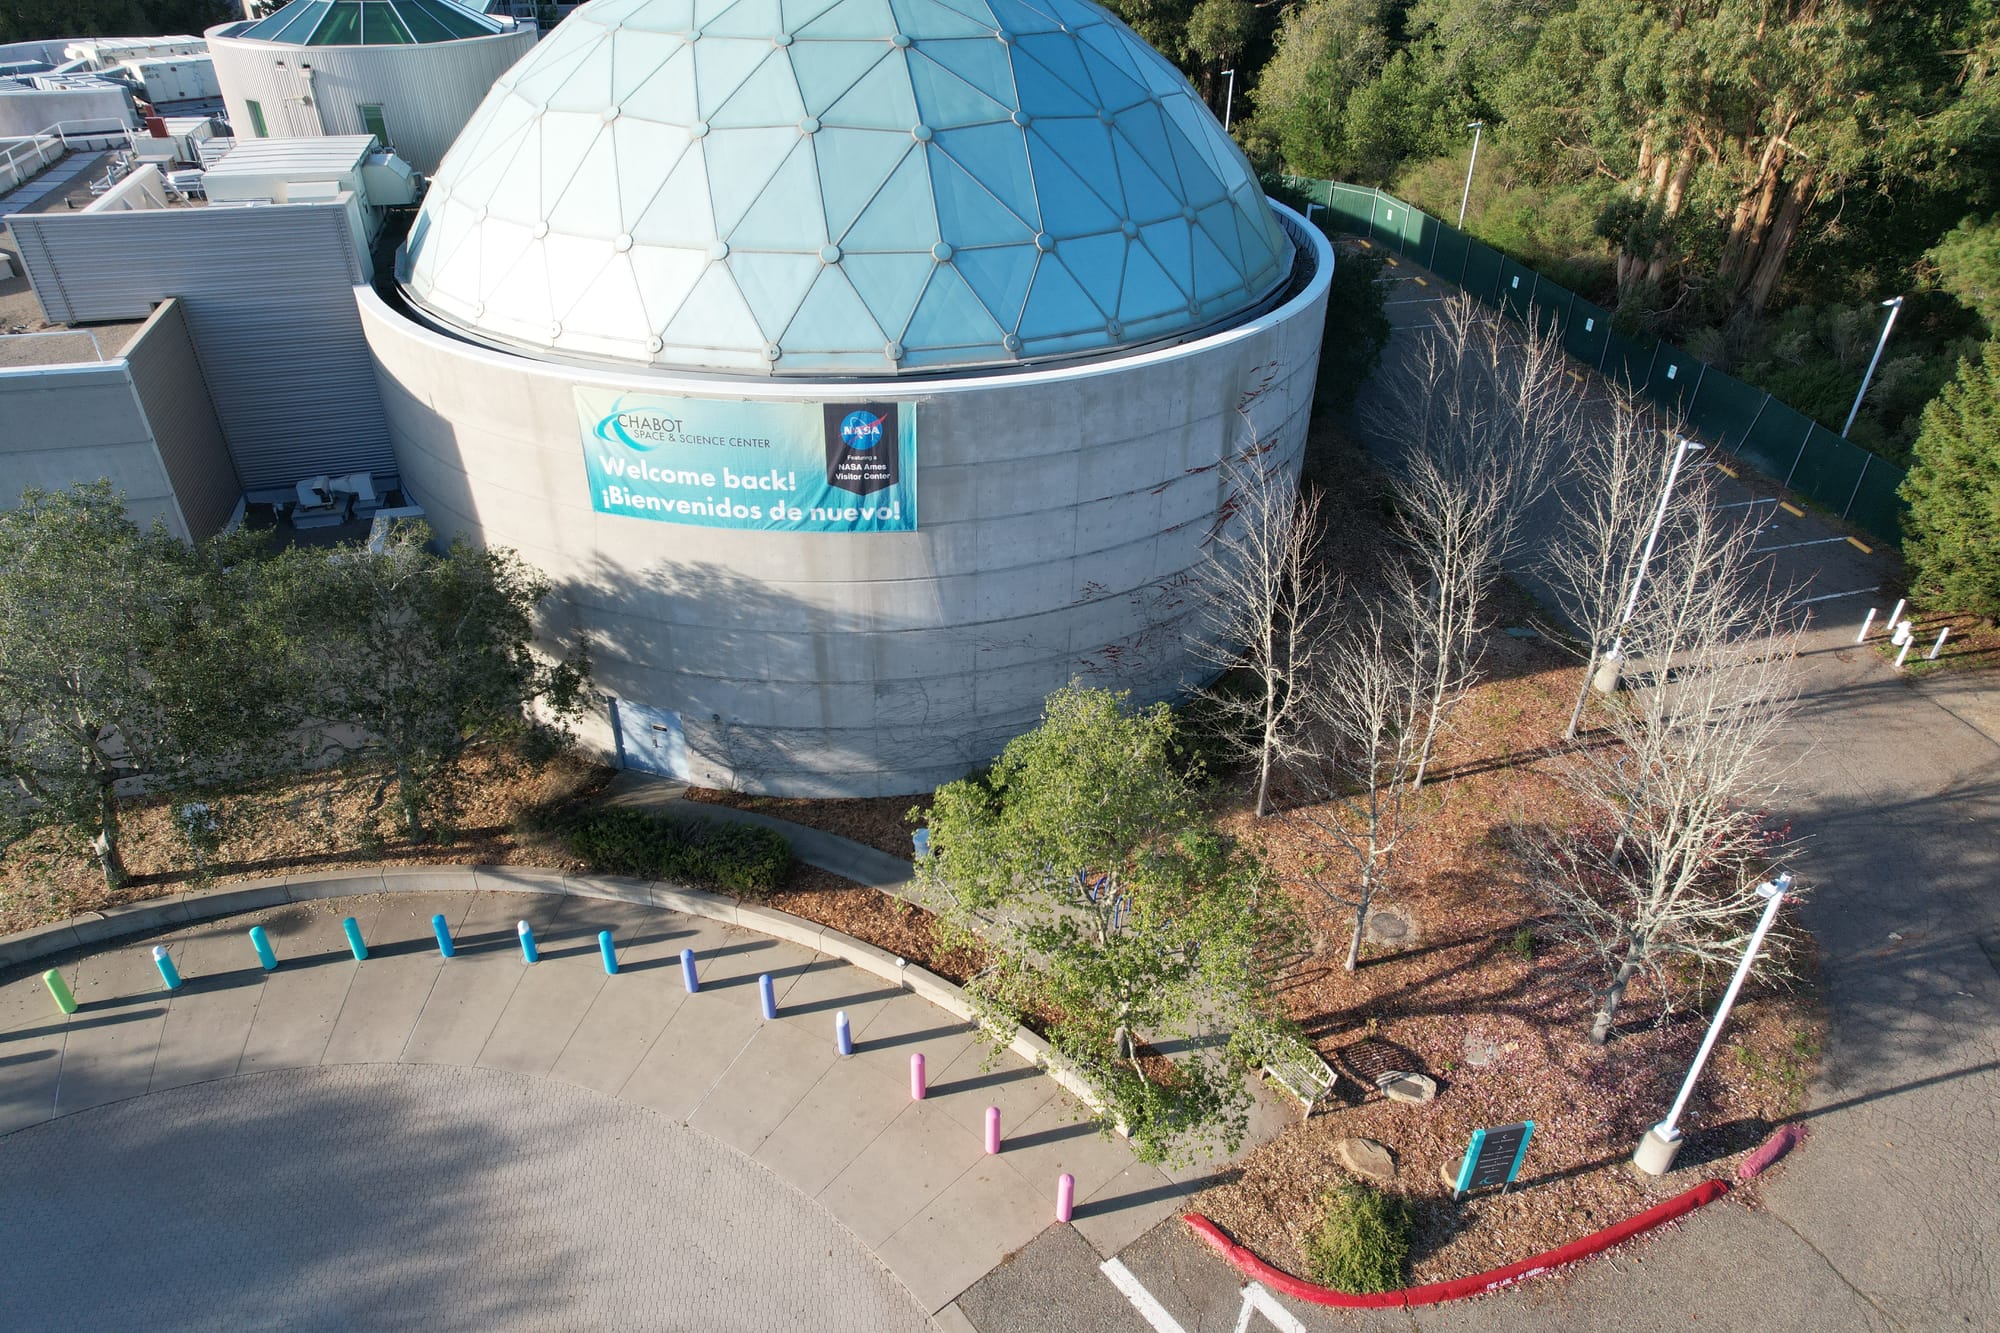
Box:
xmin=1260 ymin=1036 xmax=1336 ymax=1117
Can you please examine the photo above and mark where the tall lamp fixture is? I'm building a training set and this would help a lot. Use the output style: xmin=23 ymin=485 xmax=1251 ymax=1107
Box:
xmin=1841 ymin=295 xmax=1905 ymax=438
xmin=1221 ymin=69 xmax=1236 ymax=131
xmin=1593 ymin=435 xmax=1705 ymax=694
xmin=1458 ymin=121 xmax=1484 ymax=228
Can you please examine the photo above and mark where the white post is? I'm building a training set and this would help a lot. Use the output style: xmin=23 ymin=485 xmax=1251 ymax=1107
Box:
xmin=1842 ymin=297 xmax=1905 ymax=438
xmin=1929 ymin=626 xmax=1951 ymax=660
xmin=1222 ymin=69 xmax=1236 ymax=130
xmin=1896 ymin=635 xmax=1915 ymax=668
xmin=1457 ymin=121 xmax=1484 ymax=228
xmin=1598 ymin=436 xmax=1704 ymax=690
xmin=1856 ymin=608 xmax=1876 ymax=642
xmin=1886 ymin=598 xmax=1906 ymax=633
xmin=1634 ymin=873 xmax=1793 ymax=1174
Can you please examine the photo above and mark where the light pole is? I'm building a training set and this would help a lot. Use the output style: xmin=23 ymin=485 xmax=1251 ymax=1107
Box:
xmin=1457 ymin=121 xmax=1484 ymax=228
xmin=1841 ymin=295 xmax=1905 ymax=438
xmin=1593 ymin=435 xmax=1705 ymax=693
xmin=1634 ymin=872 xmax=1795 ymax=1175
xmin=1221 ymin=69 xmax=1236 ymax=131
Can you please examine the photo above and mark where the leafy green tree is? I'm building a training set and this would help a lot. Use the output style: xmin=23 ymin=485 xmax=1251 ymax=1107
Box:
xmin=1901 ymin=342 xmax=2000 ymax=621
xmin=0 ymin=1 xmax=230 ymax=44
xmin=0 ymin=483 xmax=274 ymax=887
xmin=915 ymin=683 xmax=1296 ymax=1165
xmin=267 ymin=522 xmax=591 ymax=841
xmin=1186 ymin=0 xmax=1256 ymax=69
xmin=1249 ymin=0 xmax=1392 ymax=180
xmin=1928 ymin=216 xmax=2000 ymax=332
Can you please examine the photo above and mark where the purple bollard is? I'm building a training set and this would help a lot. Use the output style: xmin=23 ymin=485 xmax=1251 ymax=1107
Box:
xmin=835 ymin=1010 xmax=853 ymax=1056
xmin=758 ymin=973 xmax=776 ymax=1020
xmin=680 ymin=947 xmax=699 ymax=993
xmin=1056 ymin=1172 xmax=1075 ymax=1223
xmin=910 ymin=1052 xmax=926 ymax=1100
xmin=984 ymin=1106 xmax=1001 ymax=1154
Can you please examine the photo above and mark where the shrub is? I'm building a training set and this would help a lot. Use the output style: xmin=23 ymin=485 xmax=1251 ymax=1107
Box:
xmin=1508 ymin=926 xmax=1536 ymax=960
xmin=566 ymin=807 xmax=792 ymax=898
xmin=1301 ymin=1183 xmax=1415 ymax=1293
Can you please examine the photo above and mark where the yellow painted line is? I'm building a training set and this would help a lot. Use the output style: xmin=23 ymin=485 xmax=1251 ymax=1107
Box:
xmin=1357 ymin=238 xmax=1374 ymax=249
xmin=1714 ymin=462 xmax=1739 ymax=477
xmin=1413 ymin=276 xmax=1428 ymax=287
xmin=1846 ymin=536 xmax=1873 ymax=553
xmin=1780 ymin=501 xmax=1805 ymax=517
xmin=1386 ymin=256 xmax=1399 ymax=267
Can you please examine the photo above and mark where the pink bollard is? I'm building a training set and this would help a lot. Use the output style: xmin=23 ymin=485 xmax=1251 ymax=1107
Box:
xmin=911 ymin=1052 xmax=926 ymax=1100
xmin=984 ymin=1105 xmax=1001 ymax=1154
xmin=1056 ymin=1172 xmax=1075 ymax=1223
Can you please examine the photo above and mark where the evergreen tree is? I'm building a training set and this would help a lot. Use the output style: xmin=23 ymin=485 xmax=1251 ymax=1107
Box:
xmin=1901 ymin=342 xmax=2000 ymax=621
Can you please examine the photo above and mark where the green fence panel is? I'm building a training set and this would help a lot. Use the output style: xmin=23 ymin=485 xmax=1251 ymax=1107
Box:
xmin=1387 ymin=193 xmax=1430 ymax=254
xmin=1790 ymin=425 xmax=1871 ymax=513
xmin=1684 ymin=367 xmax=1766 ymax=452
xmin=1530 ymin=284 xmax=1571 ymax=342
xmin=1601 ymin=331 xmax=1653 ymax=389
xmin=1428 ymin=222 xmax=1470 ymax=281
xmin=1643 ymin=343 xmax=1701 ymax=416
xmin=1843 ymin=456 xmax=1905 ymax=542
xmin=1563 ymin=296 xmax=1612 ymax=367
xmin=1496 ymin=257 xmax=1538 ymax=318
xmin=1738 ymin=400 xmax=1815 ymax=481
xmin=1460 ymin=239 xmax=1505 ymax=302
xmin=1326 ymin=183 xmax=1375 ymax=235
xmin=1278 ymin=175 xmax=1332 ymax=208
xmin=1369 ymin=194 xmax=1421 ymax=255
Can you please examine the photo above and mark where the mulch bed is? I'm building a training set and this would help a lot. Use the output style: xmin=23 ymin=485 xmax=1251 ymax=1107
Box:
xmin=682 ymin=787 xmax=926 ymax=859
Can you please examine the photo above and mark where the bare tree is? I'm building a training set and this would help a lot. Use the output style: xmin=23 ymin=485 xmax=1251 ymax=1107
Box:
xmin=1283 ymin=592 xmax=1430 ymax=971
xmin=1194 ymin=443 xmax=1336 ymax=816
xmin=1520 ymin=496 xmax=1803 ymax=1044
xmin=1372 ymin=293 xmax=1581 ymax=789
xmin=1538 ymin=392 xmax=1698 ymax=740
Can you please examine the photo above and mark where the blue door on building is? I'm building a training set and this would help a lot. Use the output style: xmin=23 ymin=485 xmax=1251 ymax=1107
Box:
xmin=612 ymin=699 xmax=688 ymax=780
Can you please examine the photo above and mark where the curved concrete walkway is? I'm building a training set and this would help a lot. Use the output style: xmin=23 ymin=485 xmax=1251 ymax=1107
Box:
xmin=0 ymin=884 xmax=1199 ymax=1325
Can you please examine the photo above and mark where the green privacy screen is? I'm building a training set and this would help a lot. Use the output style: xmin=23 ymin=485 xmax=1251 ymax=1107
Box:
xmin=1289 ymin=180 xmax=1904 ymax=542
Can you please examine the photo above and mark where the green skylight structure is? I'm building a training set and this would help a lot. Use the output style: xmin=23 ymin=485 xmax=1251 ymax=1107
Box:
xmin=237 ymin=0 xmax=506 ymax=46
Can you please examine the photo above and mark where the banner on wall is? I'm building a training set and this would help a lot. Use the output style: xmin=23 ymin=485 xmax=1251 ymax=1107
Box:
xmin=575 ymin=389 xmax=918 ymax=534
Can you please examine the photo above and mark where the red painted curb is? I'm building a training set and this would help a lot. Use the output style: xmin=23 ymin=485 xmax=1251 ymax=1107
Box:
xmin=1182 ymin=1178 xmax=1731 ymax=1308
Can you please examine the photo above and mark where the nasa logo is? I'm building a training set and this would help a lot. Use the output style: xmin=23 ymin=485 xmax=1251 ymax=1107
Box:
xmin=838 ymin=410 xmax=886 ymax=450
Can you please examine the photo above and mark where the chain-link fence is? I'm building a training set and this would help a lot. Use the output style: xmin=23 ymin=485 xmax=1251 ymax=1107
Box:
xmin=1277 ymin=178 xmax=1904 ymax=543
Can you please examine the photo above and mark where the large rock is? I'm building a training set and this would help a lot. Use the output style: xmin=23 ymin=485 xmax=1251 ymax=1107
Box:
xmin=1336 ymin=1137 xmax=1397 ymax=1183
xmin=1377 ymin=1072 xmax=1438 ymax=1104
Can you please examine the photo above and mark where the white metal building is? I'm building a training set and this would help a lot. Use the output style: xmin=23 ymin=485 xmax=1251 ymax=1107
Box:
xmin=206 ymin=0 xmax=537 ymax=174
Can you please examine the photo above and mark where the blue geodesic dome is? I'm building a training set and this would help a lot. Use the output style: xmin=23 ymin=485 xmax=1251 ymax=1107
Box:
xmin=402 ymin=0 xmax=1292 ymax=375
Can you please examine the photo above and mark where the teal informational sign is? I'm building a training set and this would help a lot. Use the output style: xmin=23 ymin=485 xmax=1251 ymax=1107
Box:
xmin=575 ymin=388 xmax=917 ymax=534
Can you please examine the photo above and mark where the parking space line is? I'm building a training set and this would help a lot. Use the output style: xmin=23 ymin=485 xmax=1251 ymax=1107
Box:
xmin=1754 ymin=536 xmax=1850 ymax=553
xmin=1795 ymin=586 xmax=1879 ymax=605
xmin=1779 ymin=501 xmax=1805 ymax=517
xmin=1100 ymin=1258 xmax=1188 ymax=1333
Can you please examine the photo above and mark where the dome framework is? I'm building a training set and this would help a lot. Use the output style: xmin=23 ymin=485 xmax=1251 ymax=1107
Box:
xmin=236 ymin=0 xmax=507 ymax=45
xmin=403 ymin=0 xmax=1291 ymax=375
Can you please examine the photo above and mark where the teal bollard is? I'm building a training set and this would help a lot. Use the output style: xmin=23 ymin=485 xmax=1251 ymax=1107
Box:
xmin=598 ymin=930 xmax=618 ymax=975
xmin=518 ymin=920 xmax=540 ymax=964
xmin=152 ymin=945 xmax=183 ymax=991
xmin=432 ymin=914 xmax=455 ymax=958
xmin=248 ymin=926 xmax=278 ymax=971
xmin=341 ymin=917 xmax=368 ymax=961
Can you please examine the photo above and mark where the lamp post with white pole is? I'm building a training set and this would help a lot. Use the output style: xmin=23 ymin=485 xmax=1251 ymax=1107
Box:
xmin=1221 ymin=68 xmax=1236 ymax=130
xmin=1592 ymin=435 xmax=1705 ymax=694
xmin=1633 ymin=872 xmax=1795 ymax=1175
xmin=1841 ymin=295 xmax=1905 ymax=438
xmin=1457 ymin=121 xmax=1484 ymax=228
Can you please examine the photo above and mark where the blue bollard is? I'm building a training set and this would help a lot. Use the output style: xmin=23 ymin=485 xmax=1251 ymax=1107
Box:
xmin=248 ymin=925 xmax=278 ymax=971
xmin=431 ymin=914 xmax=455 ymax=959
xmin=835 ymin=1009 xmax=853 ymax=1056
xmin=518 ymin=920 xmax=540 ymax=964
xmin=758 ymin=973 xmax=776 ymax=1020
xmin=152 ymin=945 xmax=183 ymax=991
xmin=341 ymin=916 xmax=368 ymax=961
xmin=598 ymin=929 xmax=618 ymax=975
xmin=680 ymin=947 xmax=699 ymax=994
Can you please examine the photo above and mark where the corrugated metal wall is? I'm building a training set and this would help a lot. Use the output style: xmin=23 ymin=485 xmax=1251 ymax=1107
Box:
xmin=10 ymin=202 xmax=393 ymax=492
xmin=208 ymin=29 xmax=535 ymax=175
xmin=124 ymin=298 xmax=240 ymax=537
xmin=0 ymin=361 xmax=187 ymax=539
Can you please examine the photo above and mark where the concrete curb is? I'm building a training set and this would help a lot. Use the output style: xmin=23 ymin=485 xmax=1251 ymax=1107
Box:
xmin=0 ymin=864 xmax=1112 ymax=1122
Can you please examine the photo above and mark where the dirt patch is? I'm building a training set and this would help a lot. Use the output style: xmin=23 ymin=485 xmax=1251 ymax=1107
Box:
xmin=683 ymin=788 xmax=926 ymax=859
xmin=1192 ymin=629 xmax=1822 ymax=1286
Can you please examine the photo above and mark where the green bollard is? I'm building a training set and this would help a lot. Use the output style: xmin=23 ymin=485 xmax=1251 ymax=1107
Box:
xmin=43 ymin=969 xmax=78 ymax=1015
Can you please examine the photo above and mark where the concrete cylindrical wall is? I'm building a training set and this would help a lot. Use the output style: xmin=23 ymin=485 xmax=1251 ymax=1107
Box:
xmin=360 ymin=209 xmax=1333 ymax=797
xmin=207 ymin=24 xmax=536 ymax=175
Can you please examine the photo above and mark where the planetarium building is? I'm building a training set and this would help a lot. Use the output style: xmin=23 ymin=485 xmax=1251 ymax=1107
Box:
xmin=359 ymin=0 xmax=1334 ymax=795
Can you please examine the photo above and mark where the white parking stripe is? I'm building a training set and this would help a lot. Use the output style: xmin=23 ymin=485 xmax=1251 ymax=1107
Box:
xmin=1099 ymin=1258 xmax=1189 ymax=1333
xmin=1234 ymin=1282 xmax=1310 ymax=1333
